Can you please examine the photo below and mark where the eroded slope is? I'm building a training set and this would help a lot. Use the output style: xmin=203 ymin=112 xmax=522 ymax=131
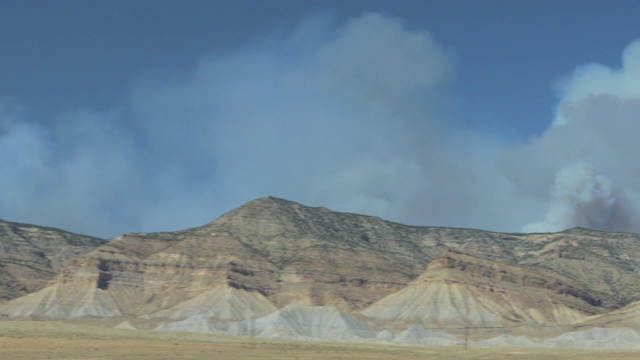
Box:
xmin=0 ymin=220 xmax=106 ymax=301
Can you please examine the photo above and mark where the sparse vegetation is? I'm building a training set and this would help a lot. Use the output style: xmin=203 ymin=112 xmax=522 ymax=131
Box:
xmin=0 ymin=321 xmax=639 ymax=360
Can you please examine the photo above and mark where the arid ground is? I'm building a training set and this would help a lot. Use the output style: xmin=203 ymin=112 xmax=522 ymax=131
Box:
xmin=0 ymin=321 xmax=638 ymax=360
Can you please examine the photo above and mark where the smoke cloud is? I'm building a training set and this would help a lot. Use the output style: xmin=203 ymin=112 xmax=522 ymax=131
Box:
xmin=511 ymin=39 xmax=640 ymax=233
xmin=522 ymin=162 xmax=636 ymax=233
xmin=1 ymin=13 xmax=640 ymax=237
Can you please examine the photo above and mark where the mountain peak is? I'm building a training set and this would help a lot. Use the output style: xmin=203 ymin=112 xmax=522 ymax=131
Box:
xmin=5 ymin=197 xmax=640 ymax=345
xmin=247 ymin=195 xmax=300 ymax=206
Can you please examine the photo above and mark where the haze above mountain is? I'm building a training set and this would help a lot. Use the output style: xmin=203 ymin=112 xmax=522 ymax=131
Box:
xmin=3 ymin=11 xmax=640 ymax=240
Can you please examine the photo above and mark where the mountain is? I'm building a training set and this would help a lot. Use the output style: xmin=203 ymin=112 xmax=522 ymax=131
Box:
xmin=3 ymin=196 xmax=640 ymax=347
xmin=358 ymin=249 xmax=596 ymax=330
xmin=0 ymin=219 xmax=106 ymax=302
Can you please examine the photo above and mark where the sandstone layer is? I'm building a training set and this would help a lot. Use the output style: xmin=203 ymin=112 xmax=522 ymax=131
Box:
xmin=0 ymin=220 xmax=106 ymax=301
xmin=3 ymin=197 xmax=640 ymax=347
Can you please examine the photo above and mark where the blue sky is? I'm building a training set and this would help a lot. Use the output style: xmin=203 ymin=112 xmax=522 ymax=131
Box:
xmin=2 ymin=0 xmax=640 ymax=237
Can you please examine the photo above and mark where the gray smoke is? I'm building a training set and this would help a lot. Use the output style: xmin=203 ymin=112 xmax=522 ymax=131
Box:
xmin=1 ymin=14 xmax=640 ymax=237
xmin=522 ymin=162 xmax=636 ymax=233
xmin=512 ymin=39 xmax=640 ymax=232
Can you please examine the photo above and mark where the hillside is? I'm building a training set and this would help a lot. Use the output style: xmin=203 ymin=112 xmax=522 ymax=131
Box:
xmin=3 ymin=196 xmax=640 ymax=347
xmin=0 ymin=220 xmax=106 ymax=301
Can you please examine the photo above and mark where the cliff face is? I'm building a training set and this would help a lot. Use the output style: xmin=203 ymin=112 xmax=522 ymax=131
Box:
xmin=3 ymin=196 xmax=640 ymax=335
xmin=0 ymin=220 xmax=106 ymax=301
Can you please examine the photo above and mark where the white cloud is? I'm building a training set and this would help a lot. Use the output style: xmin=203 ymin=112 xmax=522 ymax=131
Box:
xmin=553 ymin=39 xmax=640 ymax=125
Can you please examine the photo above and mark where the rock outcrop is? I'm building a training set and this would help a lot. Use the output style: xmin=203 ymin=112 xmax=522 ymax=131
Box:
xmin=4 ymin=196 xmax=640 ymax=347
xmin=359 ymin=250 xmax=595 ymax=330
xmin=0 ymin=220 xmax=106 ymax=301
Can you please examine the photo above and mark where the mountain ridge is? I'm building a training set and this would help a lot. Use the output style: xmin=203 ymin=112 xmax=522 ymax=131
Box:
xmin=3 ymin=196 xmax=640 ymax=347
xmin=0 ymin=219 xmax=106 ymax=302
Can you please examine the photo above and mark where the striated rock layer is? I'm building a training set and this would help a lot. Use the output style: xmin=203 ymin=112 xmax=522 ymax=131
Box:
xmin=0 ymin=220 xmax=106 ymax=301
xmin=359 ymin=249 xmax=595 ymax=330
xmin=4 ymin=196 xmax=640 ymax=344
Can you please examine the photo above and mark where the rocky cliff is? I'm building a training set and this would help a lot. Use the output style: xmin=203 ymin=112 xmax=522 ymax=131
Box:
xmin=3 ymin=197 xmax=640 ymax=343
xmin=0 ymin=220 xmax=106 ymax=301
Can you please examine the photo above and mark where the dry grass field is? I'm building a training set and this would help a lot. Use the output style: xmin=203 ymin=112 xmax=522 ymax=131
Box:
xmin=0 ymin=321 xmax=639 ymax=360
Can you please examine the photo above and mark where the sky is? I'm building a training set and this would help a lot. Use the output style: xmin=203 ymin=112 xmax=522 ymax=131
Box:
xmin=2 ymin=0 xmax=640 ymax=238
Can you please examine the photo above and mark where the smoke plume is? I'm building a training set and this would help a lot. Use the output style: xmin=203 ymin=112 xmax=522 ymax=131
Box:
xmin=1 ymin=14 xmax=640 ymax=237
xmin=523 ymin=162 xmax=636 ymax=233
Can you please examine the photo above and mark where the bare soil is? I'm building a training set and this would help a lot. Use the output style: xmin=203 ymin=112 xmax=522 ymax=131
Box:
xmin=0 ymin=321 xmax=639 ymax=359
